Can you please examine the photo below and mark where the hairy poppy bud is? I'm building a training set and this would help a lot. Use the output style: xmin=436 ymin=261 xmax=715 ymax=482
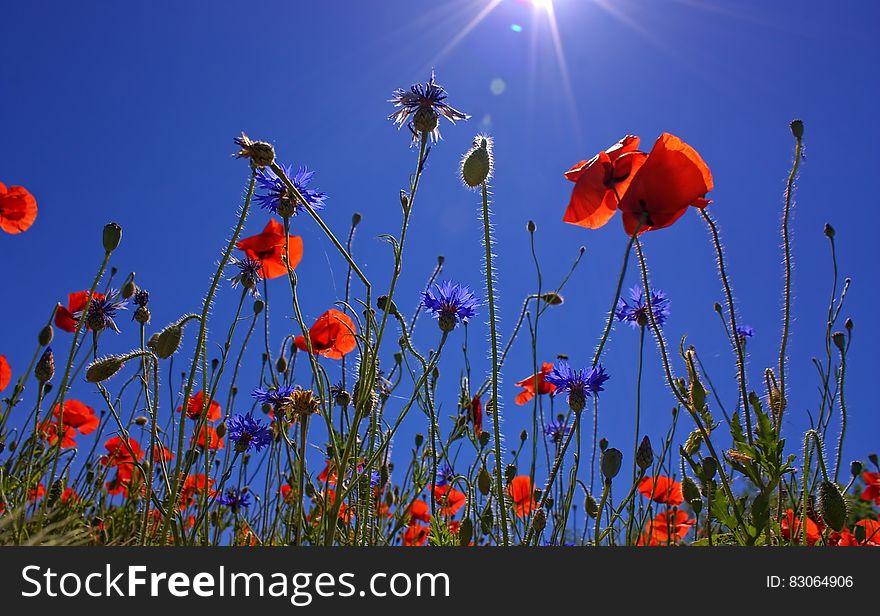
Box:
xmin=601 ymin=448 xmax=623 ymax=481
xmin=790 ymin=119 xmax=804 ymax=139
xmin=527 ymin=220 xmax=536 ymax=233
xmin=86 ymin=355 xmax=127 ymax=383
xmin=39 ymin=324 xmax=54 ymax=347
xmin=520 ymin=429 xmax=528 ymax=443
xmin=413 ymin=107 xmax=439 ymax=135
xmin=818 ymin=480 xmax=847 ymax=532
xmin=505 ymin=464 xmax=517 ymax=484
xmin=121 ymin=277 xmax=137 ymax=299
xmin=584 ymin=492 xmax=599 ymax=518
xmin=351 ymin=212 xmax=362 ymax=227
xmin=478 ymin=467 xmax=491 ymax=496
xmin=701 ymin=457 xmax=718 ymax=481
xmin=479 ymin=431 xmax=490 ymax=449
xmin=35 ymin=347 xmax=55 ymax=383
xmin=461 ymin=135 xmax=493 ymax=188
xmin=233 ymin=132 xmax=275 ymax=168
xmin=845 ymin=318 xmax=853 ymax=331
xmin=377 ymin=295 xmax=398 ymax=315
xmin=636 ymin=436 xmax=653 ymax=471
xmin=713 ymin=302 xmax=722 ymax=314
xmin=437 ymin=255 xmax=445 ymax=266
xmin=851 ymin=460 xmax=863 ymax=477
xmin=682 ymin=475 xmax=701 ymax=504
xmin=458 ymin=517 xmax=473 ymax=546
xmin=148 ymin=314 xmax=197 ymax=359
xmin=103 ymin=222 xmax=122 ymax=253
xmin=869 ymin=453 xmax=878 ymax=467
xmin=276 ymin=355 xmax=287 ymax=374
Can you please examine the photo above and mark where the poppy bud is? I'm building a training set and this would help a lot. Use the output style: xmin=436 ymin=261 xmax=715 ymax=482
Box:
xmin=351 ymin=212 xmax=362 ymax=227
xmin=701 ymin=457 xmax=718 ymax=482
xmin=414 ymin=433 xmax=424 ymax=448
xmin=479 ymin=431 xmax=490 ymax=449
xmin=683 ymin=430 xmax=703 ymax=455
xmin=832 ymin=331 xmax=846 ymax=353
xmin=531 ymin=508 xmax=546 ymax=534
xmin=541 ymin=292 xmax=564 ymax=306
xmin=544 ymin=496 xmax=553 ymax=510
xmin=121 ymin=277 xmax=137 ymax=299
xmin=103 ymin=222 xmax=122 ymax=253
xmin=845 ymin=318 xmax=853 ymax=331
xmin=393 ymin=352 xmax=403 ymax=365
xmin=35 ymin=347 xmax=55 ymax=383
xmin=478 ymin=467 xmax=491 ymax=496
xmin=400 ymin=190 xmax=409 ymax=210
xmin=601 ymin=448 xmax=623 ymax=481
xmin=824 ymin=223 xmax=835 ymax=239
xmin=527 ymin=220 xmax=536 ymax=233
xmin=818 ymin=480 xmax=847 ymax=532
xmin=377 ymin=295 xmax=398 ymax=315
xmin=8 ymin=440 xmax=16 ymax=453
xmin=134 ymin=416 xmax=148 ymax=426
xmin=148 ymin=314 xmax=196 ymax=359
xmin=480 ymin=507 xmax=494 ymax=534
xmin=850 ymin=460 xmax=863 ymax=477
xmin=276 ymin=355 xmax=287 ymax=374
xmin=253 ymin=300 xmax=265 ymax=315
xmin=437 ymin=255 xmax=445 ymax=266
xmin=599 ymin=437 xmax=608 ymax=452
xmin=505 ymin=464 xmax=517 ymax=483
xmin=520 ymin=429 xmax=528 ymax=443
xmin=460 ymin=135 xmax=493 ymax=188
xmin=636 ymin=436 xmax=653 ymax=471
xmin=413 ymin=107 xmax=439 ymax=135
xmin=38 ymin=324 xmax=54 ymax=347
xmin=458 ymin=517 xmax=473 ymax=546
xmin=713 ymin=302 xmax=722 ymax=314
xmin=216 ymin=422 xmax=227 ymax=440
xmin=790 ymin=119 xmax=804 ymax=139
xmin=584 ymin=493 xmax=599 ymax=518
xmin=233 ymin=132 xmax=275 ymax=168
xmin=682 ymin=475 xmax=701 ymax=504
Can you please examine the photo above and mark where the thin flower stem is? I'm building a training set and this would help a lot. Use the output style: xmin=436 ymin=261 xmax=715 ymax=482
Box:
xmin=626 ymin=325 xmax=645 ymax=541
xmin=779 ymin=130 xmax=803 ymax=408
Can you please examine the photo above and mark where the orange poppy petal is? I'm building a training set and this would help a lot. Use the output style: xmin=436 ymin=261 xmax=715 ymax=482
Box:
xmin=0 ymin=355 xmax=11 ymax=392
xmin=0 ymin=183 xmax=38 ymax=234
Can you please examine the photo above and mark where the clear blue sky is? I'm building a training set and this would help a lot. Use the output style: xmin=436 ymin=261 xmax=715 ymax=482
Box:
xmin=2 ymin=0 xmax=877 ymax=482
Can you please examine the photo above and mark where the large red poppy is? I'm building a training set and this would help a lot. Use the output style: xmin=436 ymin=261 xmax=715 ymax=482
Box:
xmin=55 ymin=290 xmax=106 ymax=333
xmin=434 ymin=485 xmax=466 ymax=517
xmin=100 ymin=436 xmax=144 ymax=468
xmin=53 ymin=399 xmax=99 ymax=435
xmin=563 ymin=136 xmax=647 ymax=229
xmin=0 ymin=182 xmax=37 ymax=234
xmin=780 ymin=509 xmax=821 ymax=545
xmin=638 ymin=475 xmax=684 ymax=506
xmin=403 ymin=523 xmax=430 ymax=547
xmin=178 ymin=390 xmax=221 ymax=422
xmin=409 ymin=498 xmax=431 ymax=523
xmin=180 ymin=474 xmax=216 ymax=509
xmin=192 ymin=424 xmax=224 ymax=450
xmin=617 ymin=133 xmax=713 ymax=235
xmin=514 ymin=362 xmax=557 ymax=405
xmin=860 ymin=472 xmax=880 ymax=505
xmin=235 ymin=219 xmax=303 ymax=279
xmin=508 ymin=475 xmax=537 ymax=517
xmin=40 ymin=421 xmax=77 ymax=448
xmin=294 ymin=309 xmax=357 ymax=359
xmin=638 ymin=510 xmax=695 ymax=545
xmin=0 ymin=355 xmax=11 ymax=392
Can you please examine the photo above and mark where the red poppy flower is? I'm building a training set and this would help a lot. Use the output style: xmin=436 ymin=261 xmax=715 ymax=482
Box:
xmin=434 ymin=485 xmax=466 ymax=517
xmin=638 ymin=476 xmax=684 ymax=506
xmin=40 ymin=421 xmax=77 ymax=448
xmin=508 ymin=475 xmax=536 ymax=517
xmin=100 ymin=436 xmax=144 ymax=468
xmin=469 ymin=395 xmax=483 ymax=438
xmin=180 ymin=474 xmax=216 ymax=509
xmin=514 ymin=362 xmax=557 ymax=405
xmin=563 ymin=136 xmax=647 ymax=230
xmin=235 ymin=219 xmax=303 ymax=279
xmin=638 ymin=510 xmax=695 ymax=545
xmin=60 ymin=487 xmax=79 ymax=504
xmin=28 ymin=484 xmax=46 ymax=502
xmin=192 ymin=424 xmax=224 ymax=450
xmin=178 ymin=390 xmax=221 ymax=421
xmin=617 ymin=133 xmax=713 ymax=235
xmin=280 ymin=484 xmax=296 ymax=503
xmin=403 ymin=523 xmax=430 ymax=546
xmin=860 ymin=472 xmax=880 ymax=505
xmin=55 ymin=291 xmax=106 ymax=333
xmin=53 ymin=399 xmax=99 ymax=435
xmin=294 ymin=309 xmax=357 ymax=359
xmin=0 ymin=355 xmax=11 ymax=392
xmin=409 ymin=498 xmax=431 ymax=523
xmin=856 ymin=519 xmax=880 ymax=545
xmin=0 ymin=182 xmax=37 ymax=234
xmin=153 ymin=443 xmax=174 ymax=462
xmin=780 ymin=509 xmax=821 ymax=545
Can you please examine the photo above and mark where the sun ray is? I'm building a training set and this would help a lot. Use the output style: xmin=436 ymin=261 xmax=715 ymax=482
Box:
xmin=423 ymin=0 xmax=505 ymax=71
xmin=544 ymin=2 xmax=583 ymax=143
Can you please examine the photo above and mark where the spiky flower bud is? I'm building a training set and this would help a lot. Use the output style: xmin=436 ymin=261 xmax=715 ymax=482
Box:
xmin=86 ymin=355 xmax=127 ymax=383
xmin=38 ymin=324 xmax=54 ymax=347
xmin=460 ymin=135 xmax=493 ymax=188
xmin=148 ymin=315 xmax=196 ymax=359
xmin=103 ymin=222 xmax=122 ymax=253
xmin=601 ymin=448 xmax=623 ymax=481
xmin=35 ymin=347 xmax=55 ymax=383
xmin=233 ymin=132 xmax=275 ymax=168
xmin=818 ymin=480 xmax=848 ymax=532
xmin=636 ymin=436 xmax=653 ymax=471
xmin=413 ymin=107 xmax=439 ymax=135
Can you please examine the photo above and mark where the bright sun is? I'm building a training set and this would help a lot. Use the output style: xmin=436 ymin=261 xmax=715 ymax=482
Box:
xmin=531 ymin=0 xmax=553 ymax=10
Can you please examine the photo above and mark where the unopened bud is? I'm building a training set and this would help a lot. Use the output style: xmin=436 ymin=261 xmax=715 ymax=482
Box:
xmin=86 ymin=355 xmax=127 ymax=383
xmin=460 ymin=135 xmax=493 ymax=188
xmin=790 ymin=119 xmax=804 ymax=139
xmin=527 ymin=220 xmax=536 ymax=233
xmin=35 ymin=347 xmax=55 ymax=382
xmin=39 ymin=324 xmax=54 ymax=347
xmin=103 ymin=222 xmax=122 ymax=253
xmin=824 ymin=223 xmax=835 ymax=239
xmin=636 ymin=436 xmax=653 ymax=471
xmin=601 ymin=448 xmax=623 ymax=481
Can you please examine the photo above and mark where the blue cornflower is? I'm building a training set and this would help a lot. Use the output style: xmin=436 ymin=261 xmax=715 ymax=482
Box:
xmin=132 ymin=289 xmax=150 ymax=308
xmin=229 ymin=256 xmax=263 ymax=297
xmin=254 ymin=163 xmax=327 ymax=217
xmin=615 ymin=286 xmax=671 ymax=328
xmin=435 ymin=464 xmax=455 ymax=487
xmin=544 ymin=418 xmax=572 ymax=445
xmin=388 ymin=70 xmax=469 ymax=143
xmin=370 ymin=470 xmax=382 ymax=488
xmin=219 ymin=488 xmax=252 ymax=511
xmin=736 ymin=325 xmax=755 ymax=340
xmin=227 ymin=412 xmax=272 ymax=453
xmin=252 ymin=385 xmax=296 ymax=412
xmin=421 ymin=280 xmax=478 ymax=332
xmin=85 ymin=290 xmax=128 ymax=333
xmin=545 ymin=362 xmax=610 ymax=412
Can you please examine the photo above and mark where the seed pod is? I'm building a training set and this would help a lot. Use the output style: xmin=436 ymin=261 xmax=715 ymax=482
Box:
xmin=103 ymin=222 xmax=122 ymax=253
xmin=818 ymin=480 xmax=848 ymax=532
xmin=134 ymin=416 xmax=148 ymax=426
xmin=832 ymin=331 xmax=846 ymax=353
xmin=233 ymin=132 xmax=275 ymax=168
